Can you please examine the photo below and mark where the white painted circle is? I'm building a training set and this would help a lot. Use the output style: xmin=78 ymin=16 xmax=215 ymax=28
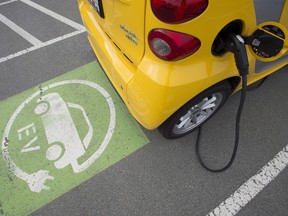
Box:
xmin=2 ymin=80 xmax=116 ymax=174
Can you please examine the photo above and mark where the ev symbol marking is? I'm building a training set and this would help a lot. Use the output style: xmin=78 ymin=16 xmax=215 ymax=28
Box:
xmin=2 ymin=80 xmax=116 ymax=193
xmin=18 ymin=123 xmax=40 ymax=153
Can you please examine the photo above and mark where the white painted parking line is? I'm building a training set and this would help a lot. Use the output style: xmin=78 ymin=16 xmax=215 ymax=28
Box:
xmin=0 ymin=0 xmax=17 ymax=6
xmin=0 ymin=0 xmax=87 ymax=63
xmin=0 ymin=13 xmax=42 ymax=46
xmin=0 ymin=29 xmax=86 ymax=63
xmin=20 ymin=0 xmax=85 ymax=31
xmin=208 ymin=144 xmax=288 ymax=216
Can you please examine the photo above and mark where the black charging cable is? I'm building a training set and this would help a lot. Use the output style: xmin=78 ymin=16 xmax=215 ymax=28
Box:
xmin=195 ymin=34 xmax=249 ymax=173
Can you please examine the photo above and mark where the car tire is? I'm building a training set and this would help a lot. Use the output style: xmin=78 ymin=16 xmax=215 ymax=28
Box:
xmin=158 ymin=81 xmax=231 ymax=139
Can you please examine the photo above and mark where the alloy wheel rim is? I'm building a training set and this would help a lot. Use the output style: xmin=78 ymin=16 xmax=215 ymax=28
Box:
xmin=173 ymin=93 xmax=223 ymax=135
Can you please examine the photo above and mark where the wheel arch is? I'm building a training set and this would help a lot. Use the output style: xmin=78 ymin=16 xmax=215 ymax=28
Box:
xmin=226 ymin=76 xmax=241 ymax=92
xmin=158 ymin=79 xmax=233 ymax=138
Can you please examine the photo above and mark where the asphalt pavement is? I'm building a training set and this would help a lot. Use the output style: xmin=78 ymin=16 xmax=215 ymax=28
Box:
xmin=1 ymin=1 xmax=288 ymax=216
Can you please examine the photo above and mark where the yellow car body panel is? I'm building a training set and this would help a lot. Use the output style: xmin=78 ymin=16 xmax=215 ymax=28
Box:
xmin=78 ymin=0 xmax=288 ymax=130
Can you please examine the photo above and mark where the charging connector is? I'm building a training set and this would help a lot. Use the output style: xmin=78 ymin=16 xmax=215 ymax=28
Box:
xmin=196 ymin=33 xmax=249 ymax=173
xmin=225 ymin=34 xmax=249 ymax=76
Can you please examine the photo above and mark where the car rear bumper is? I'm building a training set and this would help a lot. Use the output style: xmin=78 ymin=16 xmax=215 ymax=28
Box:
xmin=79 ymin=0 xmax=171 ymax=129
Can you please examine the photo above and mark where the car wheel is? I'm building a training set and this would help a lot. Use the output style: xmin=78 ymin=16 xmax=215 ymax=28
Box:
xmin=158 ymin=81 xmax=231 ymax=139
xmin=46 ymin=143 xmax=63 ymax=161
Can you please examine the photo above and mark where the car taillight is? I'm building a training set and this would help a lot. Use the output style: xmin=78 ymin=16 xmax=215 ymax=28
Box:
xmin=148 ymin=29 xmax=201 ymax=61
xmin=151 ymin=0 xmax=208 ymax=23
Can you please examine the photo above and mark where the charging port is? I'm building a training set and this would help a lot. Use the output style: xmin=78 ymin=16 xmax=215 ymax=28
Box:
xmin=212 ymin=20 xmax=243 ymax=56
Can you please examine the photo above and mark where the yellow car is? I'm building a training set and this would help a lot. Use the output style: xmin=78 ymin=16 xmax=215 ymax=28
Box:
xmin=78 ymin=0 xmax=288 ymax=138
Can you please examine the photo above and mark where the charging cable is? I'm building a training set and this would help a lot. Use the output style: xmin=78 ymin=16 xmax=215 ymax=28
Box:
xmin=195 ymin=34 xmax=249 ymax=173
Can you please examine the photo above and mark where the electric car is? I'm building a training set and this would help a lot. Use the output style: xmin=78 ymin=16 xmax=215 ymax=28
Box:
xmin=78 ymin=0 xmax=288 ymax=139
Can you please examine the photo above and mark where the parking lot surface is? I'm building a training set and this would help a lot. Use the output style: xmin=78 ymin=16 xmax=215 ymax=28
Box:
xmin=0 ymin=1 xmax=288 ymax=216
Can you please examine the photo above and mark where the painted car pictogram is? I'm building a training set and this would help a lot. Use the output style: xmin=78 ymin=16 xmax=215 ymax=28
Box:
xmin=34 ymin=92 xmax=93 ymax=172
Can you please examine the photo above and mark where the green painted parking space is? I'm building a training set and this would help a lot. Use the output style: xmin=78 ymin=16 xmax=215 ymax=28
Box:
xmin=0 ymin=61 xmax=149 ymax=216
